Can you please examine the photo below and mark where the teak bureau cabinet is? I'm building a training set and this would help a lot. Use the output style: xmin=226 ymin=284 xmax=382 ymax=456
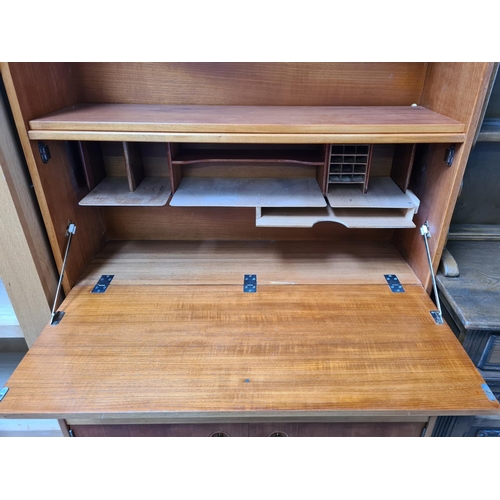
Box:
xmin=0 ymin=63 xmax=499 ymax=437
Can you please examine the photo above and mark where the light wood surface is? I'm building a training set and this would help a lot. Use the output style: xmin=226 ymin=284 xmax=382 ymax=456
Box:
xmin=27 ymin=130 xmax=467 ymax=144
xmin=79 ymin=177 xmax=171 ymax=207
xmin=0 ymin=80 xmax=58 ymax=346
xmin=76 ymin=240 xmax=421 ymax=286
xmin=256 ymin=207 xmax=416 ymax=229
xmin=1 ymin=284 xmax=497 ymax=419
xmin=28 ymin=104 xmax=465 ymax=135
xmin=327 ymin=177 xmax=416 ymax=209
xmin=73 ymin=63 xmax=428 ymax=107
xmin=169 ymin=177 xmax=326 ymax=208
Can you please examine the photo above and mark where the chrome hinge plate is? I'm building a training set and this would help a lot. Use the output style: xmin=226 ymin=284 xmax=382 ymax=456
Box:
xmin=0 ymin=387 xmax=9 ymax=402
xmin=384 ymin=274 xmax=405 ymax=293
xmin=91 ymin=275 xmax=115 ymax=294
xmin=244 ymin=274 xmax=257 ymax=293
xmin=482 ymin=383 xmax=497 ymax=402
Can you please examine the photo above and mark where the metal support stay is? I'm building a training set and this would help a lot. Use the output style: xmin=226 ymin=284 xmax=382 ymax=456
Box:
xmin=50 ymin=223 xmax=76 ymax=325
xmin=420 ymin=222 xmax=444 ymax=324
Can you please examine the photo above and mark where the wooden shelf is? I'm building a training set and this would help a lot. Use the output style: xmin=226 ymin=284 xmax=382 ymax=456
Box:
xmin=27 ymin=104 xmax=466 ymax=144
xmin=79 ymin=177 xmax=171 ymax=207
xmin=255 ymin=178 xmax=420 ymax=229
xmin=256 ymin=206 xmax=416 ymax=229
xmin=172 ymin=148 xmax=324 ymax=166
xmin=477 ymin=118 xmax=500 ymax=142
xmin=327 ymin=177 xmax=416 ymax=209
xmin=169 ymin=177 xmax=326 ymax=208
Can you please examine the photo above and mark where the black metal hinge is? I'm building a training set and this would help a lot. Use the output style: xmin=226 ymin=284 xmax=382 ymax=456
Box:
xmin=244 ymin=274 xmax=257 ymax=293
xmin=91 ymin=275 xmax=114 ymax=293
xmin=384 ymin=274 xmax=405 ymax=293
xmin=444 ymin=145 xmax=455 ymax=167
xmin=38 ymin=141 xmax=51 ymax=164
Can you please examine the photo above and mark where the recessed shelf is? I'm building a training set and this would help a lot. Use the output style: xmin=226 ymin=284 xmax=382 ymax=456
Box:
xmin=79 ymin=177 xmax=171 ymax=206
xmin=172 ymin=148 xmax=324 ymax=166
xmin=256 ymin=206 xmax=416 ymax=228
xmin=169 ymin=177 xmax=326 ymax=208
xmin=327 ymin=177 xmax=415 ymax=209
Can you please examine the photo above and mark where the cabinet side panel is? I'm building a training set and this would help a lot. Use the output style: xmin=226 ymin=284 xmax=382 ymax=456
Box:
xmin=74 ymin=63 xmax=427 ymax=106
xmin=2 ymin=63 xmax=107 ymax=292
xmin=393 ymin=63 xmax=495 ymax=290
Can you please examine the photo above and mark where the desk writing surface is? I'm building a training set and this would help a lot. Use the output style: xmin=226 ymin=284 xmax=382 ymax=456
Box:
xmin=1 ymin=284 xmax=497 ymax=419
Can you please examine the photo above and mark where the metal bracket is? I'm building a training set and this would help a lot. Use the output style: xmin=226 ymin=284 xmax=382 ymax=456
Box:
xmin=244 ymin=274 xmax=257 ymax=293
xmin=481 ymin=383 xmax=497 ymax=402
xmin=384 ymin=274 xmax=405 ymax=293
xmin=91 ymin=275 xmax=114 ymax=293
xmin=0 ymin=387 xmax=8 ymax=402
xmin=420 ymin=222 xmax=444 ymax=324
xmin=38 ymin=141 xmax=51 ymax=164
xmin=50 ymin=223 xmax=76 ymax=326
xmin=444 ymin=145 xmax=455 ymax=167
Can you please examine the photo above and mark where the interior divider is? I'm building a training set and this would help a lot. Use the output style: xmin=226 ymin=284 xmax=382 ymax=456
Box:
xmin=123 ymin=142 xmax=145 ymax=191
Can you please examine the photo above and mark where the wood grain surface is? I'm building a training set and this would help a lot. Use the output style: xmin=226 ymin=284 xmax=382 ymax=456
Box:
xmin=73 ymin=62 xmax=427 ymax=107
xmin=76 ymin=240 xmax=421 ymax=286
xmin=70 ymin=421 xmax=426 ymax=437
xmin=78 ymin=177 xmax=171 ymax=207
xmin=27 ymin=130 xmax=466 ymax=144
xmin=1 ymin=284 xmax=497 ymax=419
xmin=29 ymin=104 xmax=464 ymax=135
xmin=169 ymin=177 xmax=326 ymax=208
xmin=327 ymin=177 xmax=416 ymax=209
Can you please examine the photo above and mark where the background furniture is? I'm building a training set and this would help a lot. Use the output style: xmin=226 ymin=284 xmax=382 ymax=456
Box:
xmin=0 ymin=63 xmax=498 ymax=436
xmin=434 ymin=67 xmax=500 ymax=437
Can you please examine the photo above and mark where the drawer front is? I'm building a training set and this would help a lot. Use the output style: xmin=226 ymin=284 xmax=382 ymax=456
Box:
xmin=249 ymin=422 xmax=426 ymax=437
xmin=70 ymin=424 xmax=248 ymax=437
xmin=70 ymin=422 xmax=426 ymax=437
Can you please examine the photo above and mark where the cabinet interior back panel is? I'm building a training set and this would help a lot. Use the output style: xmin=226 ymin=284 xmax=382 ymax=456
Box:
xmin=72 ymin=63 xmax=428 ymax=106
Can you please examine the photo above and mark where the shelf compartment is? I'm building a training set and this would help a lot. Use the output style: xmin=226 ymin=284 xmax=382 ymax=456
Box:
xmin=169 ymin=177 xmax=326 ymax=208
xmin=79 ymin=177 xmax=171 ymax=206
xmin=328 ymin=144 xmax=373 ymax=192
xmin=327 ymin=177 xmax=416 ymax=209
xmin=256 ymin=206 xmax=416 ymax=229
xmin=171 ymin=147 xmax=324 ymax=166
